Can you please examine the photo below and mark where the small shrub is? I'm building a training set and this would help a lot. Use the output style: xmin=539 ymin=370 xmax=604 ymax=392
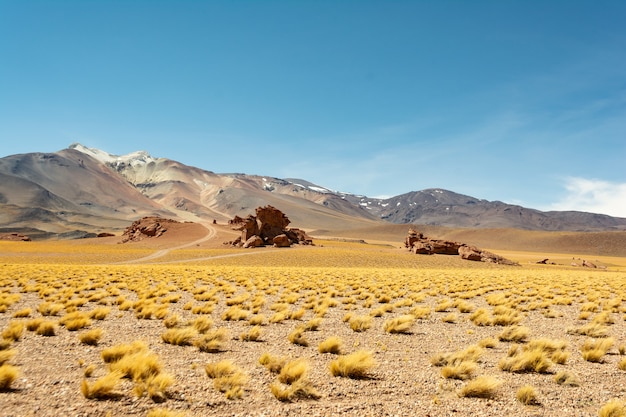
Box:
xmin=303 ymin=318 xmax=322 ymax=331
xmin=249 ymin=314 xmax=267 ymax=326
xmin=441 ymin=361 xmax=476 ymax=380
xmin=277 ymin=359 xmax=308 ymax=385
xmin=102 ymin=341 xmax=147 ymax=363
xmin=458 ymin=376 xmax=501 ymax=399
xmin=88 ymin=307 xmax=111 ymax=320
xmin=581 ymin=338 xmax=614 ymax=363
xmin=0 ymin=349 xmax=16 ymax=365
xmin=478 ymin=338 xmax=498 ymax=349
xmin=270 ymin=378 xmax=320 ymax=402
xmin=499 ymin=349 xmax=552 ymax=374
xmin=330 ymin=350 xmax=376 ymax=379
xmin=162 ymin=314 xmax=181 ymax=329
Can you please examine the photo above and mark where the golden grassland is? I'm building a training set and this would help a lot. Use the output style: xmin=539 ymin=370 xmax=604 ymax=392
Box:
xmin=1 ymin=238 xmax=626 ymax=415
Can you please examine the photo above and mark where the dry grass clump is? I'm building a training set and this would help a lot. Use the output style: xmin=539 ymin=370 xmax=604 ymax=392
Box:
xmin=194 ymin=328 xmax=229 ymax=353
xmin=134 ymin=372 xmax=175 ymax=402
xmin=458 ymin=376 xmax=501 ymax=399
xmin=81 ymin=370 xmax=124 ymax=399
xmin=2 ymin=321 xmax=24 ymax=342
xmin=287 ymin=327 xmax=309 ymax=347
xmin=598 ymin=399 xmax=625 ymax=417
xmin=146 ymin=408 xmax=186 ymax=417
xmin=318 ymin=336 xmax=343 ymax=354
xmin=259 ymin=353 xmax=288 ymax=374
xmin=12 ymin=308 xmax=31 ymax=318
xmin=499 ymin=348 xmax=552 ymax=374
xmin=431 ymin=345 xmax=483 ymax=367
xmin=0 ymin=364 xmax=19 ymax=391
xmin=249 ymin=314 xmax=266 ymax=326
xmin=221 ymin=306 xmax=249 ymax=321
xmin=469 ymin=308 xmax=493 ymax=326
xmin=109 ymin=349 xmax=162 ymax=381
xmin=492 ymin=306 xmax=522 ymax=326
xmin=441 ymin=361 xmax=477 ymax=380
xmin=79 ymin=328 xmax=103 ymax=345
xmin=88 ymin=307 xmax=111 ymax=320
xmin=516 ymin=385 xmax=540 ymax=405
xmin=59 ymin=312 xmax=92 ymax=331
xmin=37 ymin=302 xmax=64 ymax=316
xmin=102 ymin=340 xmax=147 ymax=363
xmin=0 ymin=349 xmax=16 ymax=365
xmin=329 ymin=350 xmax=376 ymax=379
xmin=383 ymin=315 xmax=416 ymax=334
xmin=525 ymin=338 xmax=570 ymax=364
xmin=581 ymin=338 xmax=614 ymax=363
xmin=303 ymin=317 xmax=322 ymax=331
xmin=567 ymin=322 xmax=609 ymax=338
xmin=478 ymin=338 xmax=498 ymax=349
xmin=554 ymin=371 xmax=580 ymax=386
xmin=271 ymin=358 xmax=320 ymax=402
xmin=409 ymin=306 xmax=431 ymax=320
xmin=240 ymin=326 xmax=262 ymax=342
xmin=35 ymin=320 xmax=57 ymax=336
xmin=162 ymin=314 xmax=180 ymax=329
xmin=349 ymin=315 xmax=372 ymax=332
xmin=618 ymin=357 xmax=626 ymax=371
xmin=205 ymin=360 xmax=247 ymax=400
xmin=161 ymin=327 xmax=197 ymax=346
xmin=498 ymin=326 xmax=530 ymax=343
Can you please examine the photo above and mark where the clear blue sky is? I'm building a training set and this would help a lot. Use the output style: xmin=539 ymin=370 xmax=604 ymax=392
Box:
xmin=1 ymin=1 xmax=625 ymax=216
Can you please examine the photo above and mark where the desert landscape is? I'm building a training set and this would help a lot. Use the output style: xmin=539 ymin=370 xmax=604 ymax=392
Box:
xmin=1 ymin=216 xmax=626 ymax=417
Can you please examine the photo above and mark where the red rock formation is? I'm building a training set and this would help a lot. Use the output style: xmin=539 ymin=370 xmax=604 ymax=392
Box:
xmin=120 ymin=217 xmax=179 ymax=243
xmin=228 ymin=206 xmax=313 ymax=248
xmin=405 ymin=228 xmax=518 ymax=265
xmin=0 ymin=233 xmax=31 ymax=241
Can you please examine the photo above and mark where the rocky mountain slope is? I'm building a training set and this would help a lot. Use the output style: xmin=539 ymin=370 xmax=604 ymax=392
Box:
xmin=0 ymin=143 xmax=625 ymax=238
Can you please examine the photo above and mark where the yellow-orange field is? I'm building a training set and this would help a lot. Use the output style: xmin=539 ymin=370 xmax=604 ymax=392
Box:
xmin=1 ymin=239 xmax=626 ymax=416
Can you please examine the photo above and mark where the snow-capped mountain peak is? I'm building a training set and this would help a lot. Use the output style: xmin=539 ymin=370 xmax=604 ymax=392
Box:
xmin=69 ymin=143 xmax=155 ymax=166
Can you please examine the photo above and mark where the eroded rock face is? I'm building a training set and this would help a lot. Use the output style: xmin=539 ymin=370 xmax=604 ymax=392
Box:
xmin=405 ymin=228 xmax=518 ymax=265
xmin=120 ymin=217 xmax=179 ymax=243
xmin=227 ymin=205 xmax=313 ymax=248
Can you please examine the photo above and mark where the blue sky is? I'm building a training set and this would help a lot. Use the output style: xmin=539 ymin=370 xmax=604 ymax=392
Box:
xmin=1 ymin=1 xmax=625 ymax=217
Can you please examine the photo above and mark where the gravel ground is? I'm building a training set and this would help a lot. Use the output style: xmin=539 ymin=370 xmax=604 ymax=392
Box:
xmin=1 ymin=249 xmax=625 ymax=417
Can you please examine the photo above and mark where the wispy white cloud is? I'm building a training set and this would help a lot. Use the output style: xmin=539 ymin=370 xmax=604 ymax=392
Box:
xmin=546 ymin=177 xmax=626 ymax=217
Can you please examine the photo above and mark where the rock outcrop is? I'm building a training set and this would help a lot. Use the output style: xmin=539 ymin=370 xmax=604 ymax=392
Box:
xmin=227 ymin=205 xmax=313 ymax=248
xmin=120 ymin=217 xmax=179 ymax=243
xmin=404 ymin=228 xmax=518 ymax=265
xmin=0 ymin=233 xmax=31 ymax=242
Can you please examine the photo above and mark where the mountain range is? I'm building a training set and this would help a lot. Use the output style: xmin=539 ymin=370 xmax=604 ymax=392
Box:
xmin=1 ymin=143 xmax=625 ymax=239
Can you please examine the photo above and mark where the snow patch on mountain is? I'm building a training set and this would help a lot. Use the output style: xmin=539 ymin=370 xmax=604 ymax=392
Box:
xmin=69 ymin=143 xmax=156 ymax=167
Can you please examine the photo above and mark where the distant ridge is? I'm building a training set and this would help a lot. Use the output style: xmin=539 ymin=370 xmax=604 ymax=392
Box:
xmin=0 ymin=144 xmax=625 ymax=238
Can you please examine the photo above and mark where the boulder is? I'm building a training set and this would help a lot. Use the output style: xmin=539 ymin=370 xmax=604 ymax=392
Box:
xmin=0 ymin=233 xmax=31 ymax=242
xmin=243 ymin=235 xmax=264 ymax=248
xmin=458 ymin=245 xmax=483 ymax=261
xmin=272 ymin=234 xmax=291 ymax=247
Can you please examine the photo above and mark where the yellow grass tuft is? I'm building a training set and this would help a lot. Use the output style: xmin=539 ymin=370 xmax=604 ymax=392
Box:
xmin=161 ymin=327 xmax=197 ymax=346
xmin=330 ymin=350 xmax=376 ymax=379
xmin=349 ymin=315 xmax=372 ymax=332
xmin=383 ymin=315 xmax=416 ymax=334
xmin=2 ymin=321 xmax=24 ymax=342
xmin=0 ymin=364 xmax=19 ymax=391
xmin=498 ymin=326 xmax=530 ymax=343
xmin=516 ymin=385 xmax=540 ymax=405
xmin=318 ymin=336 xmax=343 ymax=354
xmin=194 ymin=328 xmax=229 ymax=353
xmin=458 ymin=375 xmax=501 ymax=399
xmin=598 ymin=399 xmax=625 ymax=417
xmin=287 ymin=327 xmax=308 ymax=347
xmin=81 ymin=370 xmax=124 ymax=399
xmin=581 ymin=338 xmax=614 ymax=363
xmin=79 ymin=328 xmax=103 ymax=345
xmin=35 ymin=320 xmax=57 ymax=337
xmin=12 ymin=308 xmax=31 ymax=318
xmin=0 ymin=349 xmax=16 ymax=366
xmin=554 ymin=371 xmax=580 ymax=386
xmin=240 ymin=326 xmax=262 ymax=342
xmin=259 ymin=353 xmax=287 ymax=374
